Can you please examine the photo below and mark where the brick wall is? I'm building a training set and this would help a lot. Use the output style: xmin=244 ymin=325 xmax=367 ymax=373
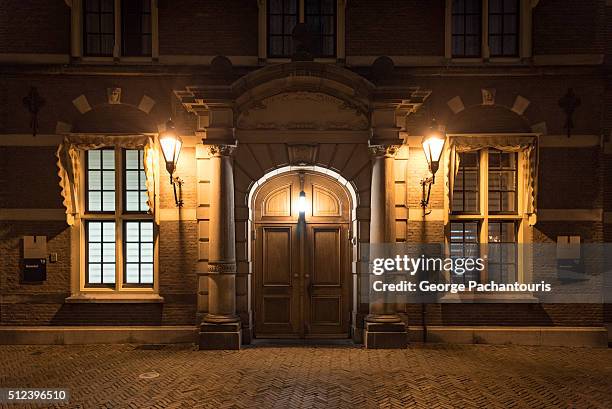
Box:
xmin=404 ymin=304 xmax=603 ymax=327
xmin=158 ymin=0 xmax=258 ymax=56
xmin=346 ymin=0 xmax=445 ymax=56
xmin=533 ymin=0 xmax=606 ymax=55
xmin=0 ymin=0 xmax=69 ymax=54
xmin=538 ymin=147 xmax=602 ymax=209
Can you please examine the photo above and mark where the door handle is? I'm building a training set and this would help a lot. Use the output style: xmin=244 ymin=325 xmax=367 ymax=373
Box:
xmin=305 ymin=274 xmax=312 ymax=295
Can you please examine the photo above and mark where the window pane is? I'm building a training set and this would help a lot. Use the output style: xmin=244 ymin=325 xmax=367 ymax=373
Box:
xmin=102 ymin=171 xmax=115 ymax=190
xmin=89 ymin=243 xmax=102 ymax=262
xmin=88 ymin=192 xmax=102 ymax=211
xmin=453 ymin=152 xmax=479 ymax=213
xmin=126 ymin=264 xmax=140 ymax=283
xmin=89 ymin=264 xmax=102 ymax=283
xmin=488 ymin=151 xmax=517 ymax=213
xmin=86 ymin=221 xmax=115 ymax=286
xmin=141 ymin=264 xmax=154 ymax=284
xmin=102 ymin=192 xmax=115 ymax=211
xmin=103 ymin=264 xmax=116 ymax=283
xmin=126 ymin=243 xmax=139 ymax=262
xmin=124 ymin=150 xmax=148 ymax=212
xmin=123 ymin=221 xmax=154 ymax=286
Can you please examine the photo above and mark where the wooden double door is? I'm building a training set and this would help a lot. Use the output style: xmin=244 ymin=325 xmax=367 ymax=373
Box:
xmin=253 ymin=172 xmax=351 ymax=339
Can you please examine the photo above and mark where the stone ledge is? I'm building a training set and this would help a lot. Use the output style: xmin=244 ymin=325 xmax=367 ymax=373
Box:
xmin=65 ymin=294 xmax=165 ymax=303
xmin=408 ymin=326 xmax=608 ymax=348
xmin=0 ymin=326 xmax=198 ymax=345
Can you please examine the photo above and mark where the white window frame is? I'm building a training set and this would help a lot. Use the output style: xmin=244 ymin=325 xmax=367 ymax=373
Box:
xmin=75 ymin=146 xmax=159 ymax=295
xmin=445 ymin=142 xmax=533 ymax=284
xmin=257 ymin=0 xmax=347 ymax=63
xmin=70 ymin=0 xmax=159 ymax=62
xmin=445 ymin=0 xmax=536 ymax=62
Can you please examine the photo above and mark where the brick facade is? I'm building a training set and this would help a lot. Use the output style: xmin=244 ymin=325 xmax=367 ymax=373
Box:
xmin=0 ymin=0 xmax=610 ymax=343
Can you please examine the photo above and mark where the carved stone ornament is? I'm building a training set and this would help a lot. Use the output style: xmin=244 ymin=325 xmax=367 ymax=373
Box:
xmin=107 ymin=87 xmax=122 ymax=104
xmin=207 ymin=144 xmax=237 ymax=157
xmin=288 ymin=144 xmax=318 ymax=165
xmin=481 ymin=88 xmax=496 ymax=106
xmin=237 ymin=92 xmax=369 ymax=131
xmin=207 ymin=262 xmax=237 ymax=274
xmin=369 ymin=145 xmax=400 ymax=158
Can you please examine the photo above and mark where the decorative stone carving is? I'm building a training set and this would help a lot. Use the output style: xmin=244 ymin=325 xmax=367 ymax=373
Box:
xmin=481 ymin=88 xmax=496 ymax=105
xmin=208 ymin=144 xmax=237 ymax=157
xmin=237 ymin=92 xmax=369 ymax=131
xmin=369 ymin=144 xmax=399 ymax=158
xmin=107 ymin=87 xmax=122 ymax=104
xmin=288 ymin=144 xmax=318 ymax=165
xmin=207 ymin=262 xmax=237 ymax=274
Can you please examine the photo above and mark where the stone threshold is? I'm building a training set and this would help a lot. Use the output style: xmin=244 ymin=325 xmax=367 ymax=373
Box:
xmin=408 ymin=326 xmax=609 ymax=348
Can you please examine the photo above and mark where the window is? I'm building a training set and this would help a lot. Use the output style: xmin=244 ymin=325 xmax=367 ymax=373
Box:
xmin=79 ymin=0 xmax=157 ymax=58
xmin=305 ymin=0 xmax=337 ymax=57
xmin=452 ymin=152 xmax=479 ymax=213
xmin=452 ymin=0 xmax=482 ymax=57
xmin=84 ymin=148 xmax=154 ymax=289
xmin=268 ymin=0 xmax=299 ymax=57
xmin=449 ymin=0 xmax=522 ymax=59
xmin=449 ymin=149 xmax=520 ymax=283
xmin=84 ymin=0 xmax=115 ymax=56
xmin=488 ymin=0 xmax=519 ymax=57
xmin=267 ymin=0 xmax=337 ymax=58
xmin=121 ymin=0 xmax=152 ymax=56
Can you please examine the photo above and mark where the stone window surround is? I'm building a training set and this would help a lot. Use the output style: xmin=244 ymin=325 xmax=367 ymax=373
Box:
xmin=257 ymin=0 xmax=347 ymax=63
xmin=68 ymin=0 xmax=160 ymax=62
xmin=444 ymin=0 xmax=540 ymax=63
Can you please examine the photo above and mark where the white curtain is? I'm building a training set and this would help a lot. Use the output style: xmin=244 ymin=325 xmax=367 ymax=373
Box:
xmin=56 ymin=134 xmax=159 ymax=225
xmin=444 ymin=135 xmax=539 ymax=225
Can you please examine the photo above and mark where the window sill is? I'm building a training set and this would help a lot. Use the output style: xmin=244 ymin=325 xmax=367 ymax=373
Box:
xmin=76 ymin=56 xmax=156 ymax=65
xmin=438 ymin=291 xmax=539 ymax=303
xmin=65 ymin=294 xmax=164 ymax=304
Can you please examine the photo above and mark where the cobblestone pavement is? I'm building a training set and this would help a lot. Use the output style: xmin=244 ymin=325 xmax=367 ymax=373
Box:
xmin=1 ymin=342 xmax=611 ymax=409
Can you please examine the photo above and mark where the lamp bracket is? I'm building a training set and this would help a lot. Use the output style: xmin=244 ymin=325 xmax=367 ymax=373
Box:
xmin=171 ymin=175 xmax=184 ymax=207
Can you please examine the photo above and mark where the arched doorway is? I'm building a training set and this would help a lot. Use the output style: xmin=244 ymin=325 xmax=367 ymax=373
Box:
xmin=250 ymin=169 xmax=354 ymax=339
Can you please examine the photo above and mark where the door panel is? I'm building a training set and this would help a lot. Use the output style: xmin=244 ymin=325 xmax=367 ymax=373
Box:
xmin=305 ymin=224 xmax=350 ymax=338
xmin=255 ymin=225 xmax=300 ymax=337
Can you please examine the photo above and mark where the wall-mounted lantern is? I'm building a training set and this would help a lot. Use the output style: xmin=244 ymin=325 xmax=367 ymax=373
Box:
xmin=159 ymin=119 xmax=184 ymax=207
xmin=420 ymin=119 xmax=446 ymax=211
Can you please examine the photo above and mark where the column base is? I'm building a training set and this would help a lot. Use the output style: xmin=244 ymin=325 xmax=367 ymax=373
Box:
xmin=363 ymin=322 xmax=407 ymax=349
xmin=198 ymin=322 xmax=241 ymax=350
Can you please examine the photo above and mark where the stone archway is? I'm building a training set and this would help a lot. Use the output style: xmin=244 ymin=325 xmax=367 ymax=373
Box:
xmin=248 ymin=167 xmax=358 ymax=339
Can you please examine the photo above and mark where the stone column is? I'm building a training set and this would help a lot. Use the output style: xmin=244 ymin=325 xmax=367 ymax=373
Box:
xmin=364 ymin=145 xmax=407 ymax=349
xmin=199 ymin=144 xmax=241 ymax=350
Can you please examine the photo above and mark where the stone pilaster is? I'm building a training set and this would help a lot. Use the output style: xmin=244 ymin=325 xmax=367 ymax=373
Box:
xmin=199 ymin=144 xmax=241 ymax=350
xmin=364 ymin=144 xmax=407 ymax=349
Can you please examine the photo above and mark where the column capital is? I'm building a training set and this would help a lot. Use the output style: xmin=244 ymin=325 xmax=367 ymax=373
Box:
xmin=369 ymin=144 xmax=400 ymax=158
xmin=207 ymin=144 xmax=237 ymax=157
